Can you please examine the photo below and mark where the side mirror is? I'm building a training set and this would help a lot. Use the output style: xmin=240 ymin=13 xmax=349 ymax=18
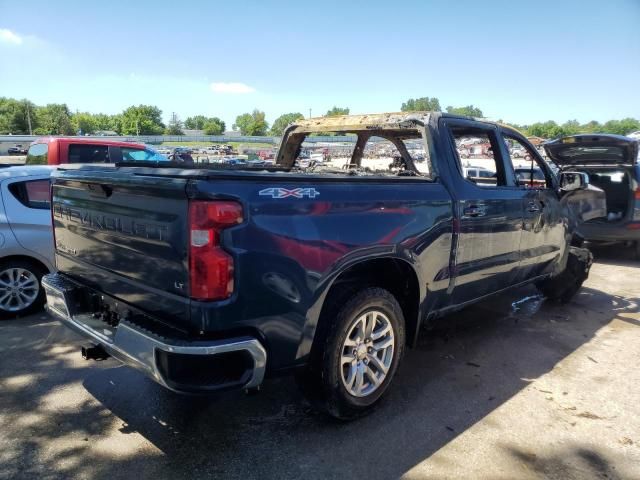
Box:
xmin=560 ymin=171 xmax=589 ymax=192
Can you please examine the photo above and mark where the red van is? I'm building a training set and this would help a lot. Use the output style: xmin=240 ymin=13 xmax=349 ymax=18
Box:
xmin=25 ymin=137 xmax=161 ymax=165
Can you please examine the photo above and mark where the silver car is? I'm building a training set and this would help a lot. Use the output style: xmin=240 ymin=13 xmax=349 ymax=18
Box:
xmin=0 ymin=166 xmax=55 ymax=317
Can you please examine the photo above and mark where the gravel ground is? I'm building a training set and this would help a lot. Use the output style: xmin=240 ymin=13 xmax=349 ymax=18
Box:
xmin=0 ymin=247 xmax=638 ymax=480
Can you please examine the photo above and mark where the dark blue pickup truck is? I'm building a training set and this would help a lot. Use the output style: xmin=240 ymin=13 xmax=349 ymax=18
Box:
xmin=43 ymin=112 xmax=599 ymax=419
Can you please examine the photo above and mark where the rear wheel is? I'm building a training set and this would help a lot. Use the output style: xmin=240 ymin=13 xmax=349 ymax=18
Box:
xmin=0 ymin=260 xmax=46 ymax=319
xmin=299 ymin=287 xmax=405 ymax=420
xmin=536 ymin=247 xmax=593 ymax=303
xmin=634 ymin=241 xmax=640 ymax=261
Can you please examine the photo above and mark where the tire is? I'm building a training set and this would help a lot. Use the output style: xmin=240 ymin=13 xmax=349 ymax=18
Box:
xmin=634 ymin=241 xmax=640 ymax=261
xmin=0 ymin=259 xmax=46 ymax=319
xmin=536 ymin=247 xmax=593 ymax=303
xmin=299 ymin=287 xmax=405 ymax=420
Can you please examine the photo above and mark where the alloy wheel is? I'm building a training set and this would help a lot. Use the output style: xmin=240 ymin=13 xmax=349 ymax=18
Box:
xmin=340 ymin=309 xmax=395 ymax=397
xmin=0 ymin=268 xmax=39 ymax=312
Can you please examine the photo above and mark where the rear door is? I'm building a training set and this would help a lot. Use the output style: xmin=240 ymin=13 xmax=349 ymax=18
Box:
xmin=441 ymin=118 xmax=525 ymax=305
xmin=52 ymin=167 xmax=192 ymax=327
xmin=2 ymin=176 xmax=53 ymax=265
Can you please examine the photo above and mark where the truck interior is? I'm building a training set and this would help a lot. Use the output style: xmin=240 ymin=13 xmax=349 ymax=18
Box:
xmin=280 ymin=129 xmax=431 ymax=177
xmin=276 ymin=113 xmax=435 ymax=178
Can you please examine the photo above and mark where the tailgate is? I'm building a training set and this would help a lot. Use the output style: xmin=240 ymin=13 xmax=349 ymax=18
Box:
xmin=52 ymin=168 xmax=191 ymax=328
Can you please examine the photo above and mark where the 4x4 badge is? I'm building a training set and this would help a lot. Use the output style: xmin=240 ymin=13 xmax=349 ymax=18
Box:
xmin=259 ymin=187 xmax=320 ymax=199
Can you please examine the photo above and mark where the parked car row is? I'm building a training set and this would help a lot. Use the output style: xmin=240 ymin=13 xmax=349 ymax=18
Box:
xmin=7 ymin=145 xmax=28 ymax=155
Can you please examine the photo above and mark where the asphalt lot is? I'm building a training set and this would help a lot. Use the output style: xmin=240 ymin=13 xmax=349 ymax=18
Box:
xmin=1 ymin=247 xmax=639 ymax=480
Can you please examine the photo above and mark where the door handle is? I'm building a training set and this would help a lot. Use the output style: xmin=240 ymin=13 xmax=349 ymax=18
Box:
xmin=527 ymin=201 xmax=540 ymax=213
xmin=463 ymin=204 xmax=487 ymax=217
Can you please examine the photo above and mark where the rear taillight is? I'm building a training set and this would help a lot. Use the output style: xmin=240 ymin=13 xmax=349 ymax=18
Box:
xmin=188 ymin=200 xmax=243 ymax=301
xmin=635 ymin=188 xmax=640 ymax=200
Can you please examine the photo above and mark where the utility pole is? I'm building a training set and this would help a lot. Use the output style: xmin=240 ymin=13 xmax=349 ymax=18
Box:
xmin=25 ymin=102 xmax=32 ymax=135
xmin=309 ymin=108 xmax=312 ymax=119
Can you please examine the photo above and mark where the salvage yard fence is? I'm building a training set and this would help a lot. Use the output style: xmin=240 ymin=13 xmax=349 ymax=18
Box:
xmin=0 ymin=134 xmax=361 ymax=145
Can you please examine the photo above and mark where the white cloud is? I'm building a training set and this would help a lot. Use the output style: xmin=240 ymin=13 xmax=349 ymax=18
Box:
xmin=0 ymin=28 xmax=23 ymax=45
xmin=210 ymin=82 xmax=256 ymax=94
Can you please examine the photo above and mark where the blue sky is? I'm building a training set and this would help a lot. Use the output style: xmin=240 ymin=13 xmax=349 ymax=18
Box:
xmin=1 ymin=0 xmax=639 ymax=127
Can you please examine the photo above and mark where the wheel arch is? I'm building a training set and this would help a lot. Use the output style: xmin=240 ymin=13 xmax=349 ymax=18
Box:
xmin=0 ymin=254 xmax=51 ymax=274
xmin=306 ymin=256 xmax=422 ymax=365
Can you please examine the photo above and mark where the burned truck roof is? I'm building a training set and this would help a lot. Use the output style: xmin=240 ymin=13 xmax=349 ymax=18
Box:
xmin=286 ymin=112 xmax=432 ymax=134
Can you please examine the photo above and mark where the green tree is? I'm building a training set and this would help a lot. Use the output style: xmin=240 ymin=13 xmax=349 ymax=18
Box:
xmin=120 ymin=105 xmax=165 ymax=135
xmin=446 ymin=105 xmax=484 ymax=117
xmin=0 ymin=98 xmax=15 ymax=133
xmin=165 ymin=113 xmax=184 ymax=135
xmin=526 ymin=120 xmax=565 ymax=139
xmin=325 ymin=106 xmax=350 ymax=117
xmin=581 ymin=120 xmax=602 ymax=133
xmin=602 ymin=118 xmax=640 ymax=135
xmin=270 ymin=112 xmax=304 ymax=136
xmin=71 ymin=112 xmax=98 ymax=135
xmin=91 ymin=113 xmax=123 ymax=134
xmin=36 ymin=103 xmax=74 ymax=135
xmin=105 ymin=114 xmax=124 ymax=134
xmin=234 ymin=109 xmax=268 ymax=136
xmin=505 ymin=122 xmax=527 ymax=132
xmin=184 ymin=115 xmax=208 ymax=130
xmin=401 ymin=97 xmax=441 ymax=112
xmin=0 ymin=98 xmax=38 ymax=134
xmin=202 ymin=117 xmax=226 ymax=135
xmin=561 ymin=119 xmax=580 ymax=136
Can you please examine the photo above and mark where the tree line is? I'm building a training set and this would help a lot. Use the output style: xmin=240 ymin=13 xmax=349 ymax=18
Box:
xmin=1 ymin=96 xmax=638 ymax=138
xmin=400 ymin=97 xmax=640 ymax=137
xmin=0 ymin=98 xmax=228 ymax=137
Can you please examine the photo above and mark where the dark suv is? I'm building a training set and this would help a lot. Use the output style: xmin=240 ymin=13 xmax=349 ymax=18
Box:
xmin=545 ymin=134 xmax=640 ymax=258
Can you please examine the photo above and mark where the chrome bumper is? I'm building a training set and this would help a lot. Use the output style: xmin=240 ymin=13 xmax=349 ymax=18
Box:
xmin=42 ymin=274 xmax=267 ymax=392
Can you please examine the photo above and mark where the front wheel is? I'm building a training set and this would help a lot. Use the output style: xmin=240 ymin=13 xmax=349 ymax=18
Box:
xmin=536 ymin=247 xmax=593 ymax=303
xmin=300 ymin=287 xmax=405 ymax=420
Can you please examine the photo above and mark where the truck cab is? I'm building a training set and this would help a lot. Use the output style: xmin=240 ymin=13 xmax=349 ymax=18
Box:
xmin=25 ymin=137 xmax=164 ymax=165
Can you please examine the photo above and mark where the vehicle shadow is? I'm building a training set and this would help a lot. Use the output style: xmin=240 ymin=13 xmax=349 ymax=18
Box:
xmin=1 ymin=283 xmax=637 ymax=480
xmin=73 ymin=285 xmax=637 ymax=480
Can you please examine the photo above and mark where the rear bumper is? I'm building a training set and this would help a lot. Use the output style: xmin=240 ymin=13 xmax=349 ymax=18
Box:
xmin=42 ymin=273 xmax=267 ymax=394
xmin=579 ymin=222 xmax=640 ymax=242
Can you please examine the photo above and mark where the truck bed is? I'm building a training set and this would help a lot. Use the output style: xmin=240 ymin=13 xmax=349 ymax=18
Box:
xmin=51 ymin=165 xmax=452 ymax=370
